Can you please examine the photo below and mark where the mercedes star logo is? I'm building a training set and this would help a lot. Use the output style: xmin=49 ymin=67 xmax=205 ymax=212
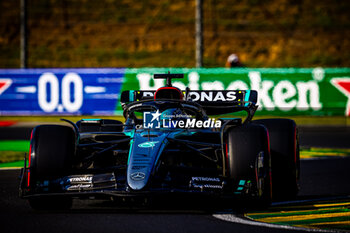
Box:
xmin=130 ymin=172 xmax=146 ymax=181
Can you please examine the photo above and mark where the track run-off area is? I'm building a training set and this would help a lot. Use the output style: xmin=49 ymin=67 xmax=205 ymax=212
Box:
xmin=0 ymin=125 xmax=350 ymax=232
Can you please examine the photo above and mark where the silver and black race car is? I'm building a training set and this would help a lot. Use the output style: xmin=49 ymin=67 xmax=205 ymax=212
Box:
xmin=19 ymin=73 xmax=300 ymax=210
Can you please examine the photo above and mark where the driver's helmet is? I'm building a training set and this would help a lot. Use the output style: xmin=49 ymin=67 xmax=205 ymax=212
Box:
xmin=154 ymin=87 xmax=184 ymax=100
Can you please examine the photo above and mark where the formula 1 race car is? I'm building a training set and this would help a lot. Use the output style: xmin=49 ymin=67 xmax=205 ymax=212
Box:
xmin=19 ymin=73 xmax=300 ymax=210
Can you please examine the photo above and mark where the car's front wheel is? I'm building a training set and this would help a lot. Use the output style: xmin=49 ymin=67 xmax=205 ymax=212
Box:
xmin=28 ymin=125 xmax=75 ymax=210
xmin=254 ymin=119 xmax=300 ymax=200
xmin=226 ymin=124 xmax=272 ymax=207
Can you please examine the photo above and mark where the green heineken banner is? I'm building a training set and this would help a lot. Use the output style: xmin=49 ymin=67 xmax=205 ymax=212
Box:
xmin=121 ymin=68 xmax=350 ymax=116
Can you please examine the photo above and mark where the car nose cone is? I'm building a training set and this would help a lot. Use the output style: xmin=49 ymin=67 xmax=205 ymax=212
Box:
xmin=130 ymin=172 xmax=146 ymax=181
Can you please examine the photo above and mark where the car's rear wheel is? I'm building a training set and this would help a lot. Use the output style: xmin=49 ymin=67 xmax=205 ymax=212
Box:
xmin=226 ymin=124 xmax=272 ymax=207
xmin=28 ymin=125 xmax=75 ymax=210
xmin=253 ymin=119 xmax=300 ymax=200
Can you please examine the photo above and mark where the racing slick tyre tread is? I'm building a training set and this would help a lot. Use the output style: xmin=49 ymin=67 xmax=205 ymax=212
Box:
xmin=226 ymin=124 xmax=272 ymax=207
xmin=28 ymin=125 xmax=75 ymax=210
xmin=253 ymin=119 xmax=300 ymax=200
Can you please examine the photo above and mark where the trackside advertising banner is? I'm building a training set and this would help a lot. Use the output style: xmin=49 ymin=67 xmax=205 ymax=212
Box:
xmin=0 ymin=69 xmax=124 ymax=115
xmin=0 ymin=68 xmax=350 ymax=116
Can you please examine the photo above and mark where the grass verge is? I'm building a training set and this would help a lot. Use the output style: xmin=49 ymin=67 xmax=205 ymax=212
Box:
xmin=0 ymin=151 xmax=25 ymax=164
xmin=246 ymin=198 xmax=350 ymax=231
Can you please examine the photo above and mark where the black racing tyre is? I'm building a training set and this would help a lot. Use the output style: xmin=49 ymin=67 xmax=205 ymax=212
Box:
xmin=253 ymin=119 xmax=300 ymax=200
xmin=28 ymin=125 xmax=75 ymax=210
xmin=226 ymin=124 xmax=272 ymax=207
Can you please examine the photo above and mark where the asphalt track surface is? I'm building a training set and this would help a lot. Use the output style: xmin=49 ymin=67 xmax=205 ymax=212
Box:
xmin=1 ymin=126 xmax=350 ymax=233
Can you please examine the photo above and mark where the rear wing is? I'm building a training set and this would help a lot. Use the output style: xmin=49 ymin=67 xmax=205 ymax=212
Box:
xmin=121 ymin=90 xmax=257 ymax=114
